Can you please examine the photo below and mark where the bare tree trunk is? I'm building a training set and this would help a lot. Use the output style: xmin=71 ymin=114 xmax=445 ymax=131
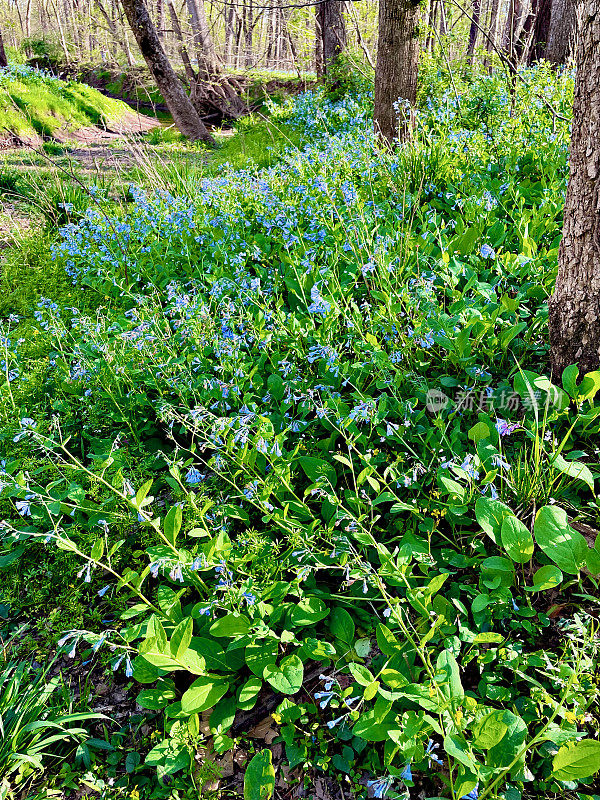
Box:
xmin=548 ymin=0 xmax=600 ymax=374
xmin=120 ymin=0 xmax=214 ymax=141
xmin=0 ymin=25 xmax=8 ymax=67
xmin=317 ymin=0 xmax=347 ymax=75
xmin=466 ymin=0 xmax=481 ymax=58
xmin=438 ymin=0 xmax=448 ymax=33
xmin=244 ymin=0 xmax=253 ymax=66
xmin=95 ymin=0 xmax=135 ymax=64
xmin=545 ymin=0 xmax=578 ymax=61
xmin=486 ymin=0 xmax=501 ymax=50
xmin=167 ymin=0 xmax=196 ymax=82
xmin=374 ymin=0 xmax=421 ymax=143
xmin=527 ymin=0 xmax=553 ymax=59
xmin=224 ymin=3 xmax=235 ymax=66
xmin=156 ymin=0 xmax=165 ymax=37
xmin=315 ymin=5 xmax=323 ymax=76
xmin=186 ymin=0 xmax=219 ymax=74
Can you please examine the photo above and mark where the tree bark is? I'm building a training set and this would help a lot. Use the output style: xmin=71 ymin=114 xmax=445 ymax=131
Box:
xmin=374 ymin=0 xmax=421 ymax=144
xmin=548 ymin=0 xmax=600 ymax=375
xmin=545 ymin=0 xmax=578 ymax=62
xmin=528 ymin=0 xmax=553 ymax=59
xmin=0 ymin=25 xmax=8 ymax=68
xmin=466 ymin=0 xmax=481 ymax=59
xmin=317 ymin=0 xmax=347 ymax=73
xmin=120 ymin=0 xmax=214 ymax=141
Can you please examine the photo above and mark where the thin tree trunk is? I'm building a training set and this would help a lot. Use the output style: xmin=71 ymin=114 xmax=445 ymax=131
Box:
xmin=186 ymin=0 xmax=220 ymax=75
xmin=486 ymin=0 xmax=501 ymax=50
xmin=168 ymin=0 xmax=196 ymax=82
xmin=95 ymin=0 xmax=135 ymax=64
xmin=374 ymin=0 xmax=421 ymax=143
xmin=545 ymin=0 xmax=578 ymax=62
xmin=120 ymin=0 xmax=214 ymax=141
xmin=548 ymin=0 xmax=600 ymax=374
xmin=315 ymin=5 xmax=323 ymax=76
xmin=0 ymin=25 xmax=8 ymax=68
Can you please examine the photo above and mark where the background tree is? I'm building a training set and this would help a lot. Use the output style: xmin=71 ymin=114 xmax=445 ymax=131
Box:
xmin=548 ymin=0 xmax=599 ymax=374
xmin=545 ymin=0 xmax=578 ymax=62
xmin=373 ymin=0 xmax=421 ymax=143
xmin=316 ymin=0 xmax=347 ymax=74
xmin=0 ymin=24 xmax=7 ymax=67
xmin=120 ymin=0 xmax=214 ymax=141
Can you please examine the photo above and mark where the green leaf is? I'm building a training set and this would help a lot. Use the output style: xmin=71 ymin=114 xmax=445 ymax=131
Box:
xmin=170 ymin=618 xmax=193 ymax=661
xmin=329 ymin=607 xmax=355 ymax=644
xmin=288 ymin=597 xmax=329 ymax=627
xmin=245 ymin=640 xmax=278 ymax=677
xmin=472 ymin=711 xmax=509 ymax=750
xmin=526 ymin=564 xmax=563 ymax=591
xmin=181 ymin=677 xmax=229 ymax=714
xmin=137 ymin=685 xmax=176 ymax=710
xmin=552 ymin=740 xmax=600 ymax=781
xmin=263 ymin=655 xmax=303 ymax=695
xmin=210 ymin=613 xmax=252 ymax=638
xmin=481 ymin=556 xmax=515 ymax=588
xmin=551 ymin=454 xmax=595 ymax=492
xmin=500 ymin=516 xmax=534 ymax=563
xmin=534 ymin=506 xmax=588 ymax=574
xmin=299 ymin=456 xmax=337 ymax=487
xmin=244 ymin=749 xmax=275 ymax=800
xmin=436 ymin=649 xmax=464 ymax=702
xmin=348 ymin=663 xmax=374 ymax=687
xmin=475 ymin=497 xmax=513 ymax=544
xmin=443 ymin=733 xmax=476 ymax=768
xmin=237 ymin=676 xmax=262 ymax=710
xmin=164 ymin=505 xmax=183 ymax=546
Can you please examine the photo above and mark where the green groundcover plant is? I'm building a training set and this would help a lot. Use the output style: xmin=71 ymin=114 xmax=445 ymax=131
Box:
xmin=1 ymin=62 xmax=600 ymax=800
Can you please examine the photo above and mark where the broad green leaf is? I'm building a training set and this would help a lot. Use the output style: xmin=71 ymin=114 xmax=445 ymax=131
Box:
xmin=500 ymin=515 xmax=534 ymax=563
xmin=263 ymin=655 xmax=303 ymax=695
xmin=329 ymin=607 xmax=355 ymax=644
xmin=475 ymin=497 xmax=513 ymax=544
xmin=181 ymin=677 xmax=229 ymax=714
xmin=299 ymin=456 xmax=337 ymax=487
xmin=245 ymin=640 xmax=278 ymax=677
xmin=210 ymin=613 xmax=251 ymax=638
xmin=164 ymin=504 xmax=183 ymax=545
xmin=348 ymin=663 xmax=374 ymax=687
xmin=526 ymin=564 xmax=563 ymax=591
xmin=552 ymin=740 xmax=600 ymax=781
xmin=244 ymin=749 xmax=275 ymax=800
xmin=436 ymin=649 xmax=464 ymax=702
xmin=551 ymin=454 xmax=594 ymax=492
xmin=237 ymin=676 xmax=262 ymax=710
xmin=288 ymin=597 xmax=330 ymax=627
xmin=170 ymin=618 xmax=193 ymax=661
xmin=473 ymin=711 xmax=509 ymax=749
xmin=534 ymin=506 xmax=588 ymax=574
xmin=137 ymin=685 xmax=176 ymax=710
xmin=481 ymin=556 xmax=515 ymax=588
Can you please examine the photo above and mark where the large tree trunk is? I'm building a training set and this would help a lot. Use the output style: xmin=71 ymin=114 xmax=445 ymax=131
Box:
xmin=374 ymin=0 xmax=421 ymax=144
xmin=317 ymin=0 xmax=347 ymax=73
xmin=528 ymin=0 xmax=553 ymax=59
xmin=466 ymin=0 xmax=481 ymax=60
xmin=548 ymin=0 xmax=600 ymax=375
xmin=545 ymin=0 xmax=578 ymax=62
xmin=0 ymin=26 xmax=8 ymax=67
xmin=120 ymin=0 xmax=214 ymax=141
